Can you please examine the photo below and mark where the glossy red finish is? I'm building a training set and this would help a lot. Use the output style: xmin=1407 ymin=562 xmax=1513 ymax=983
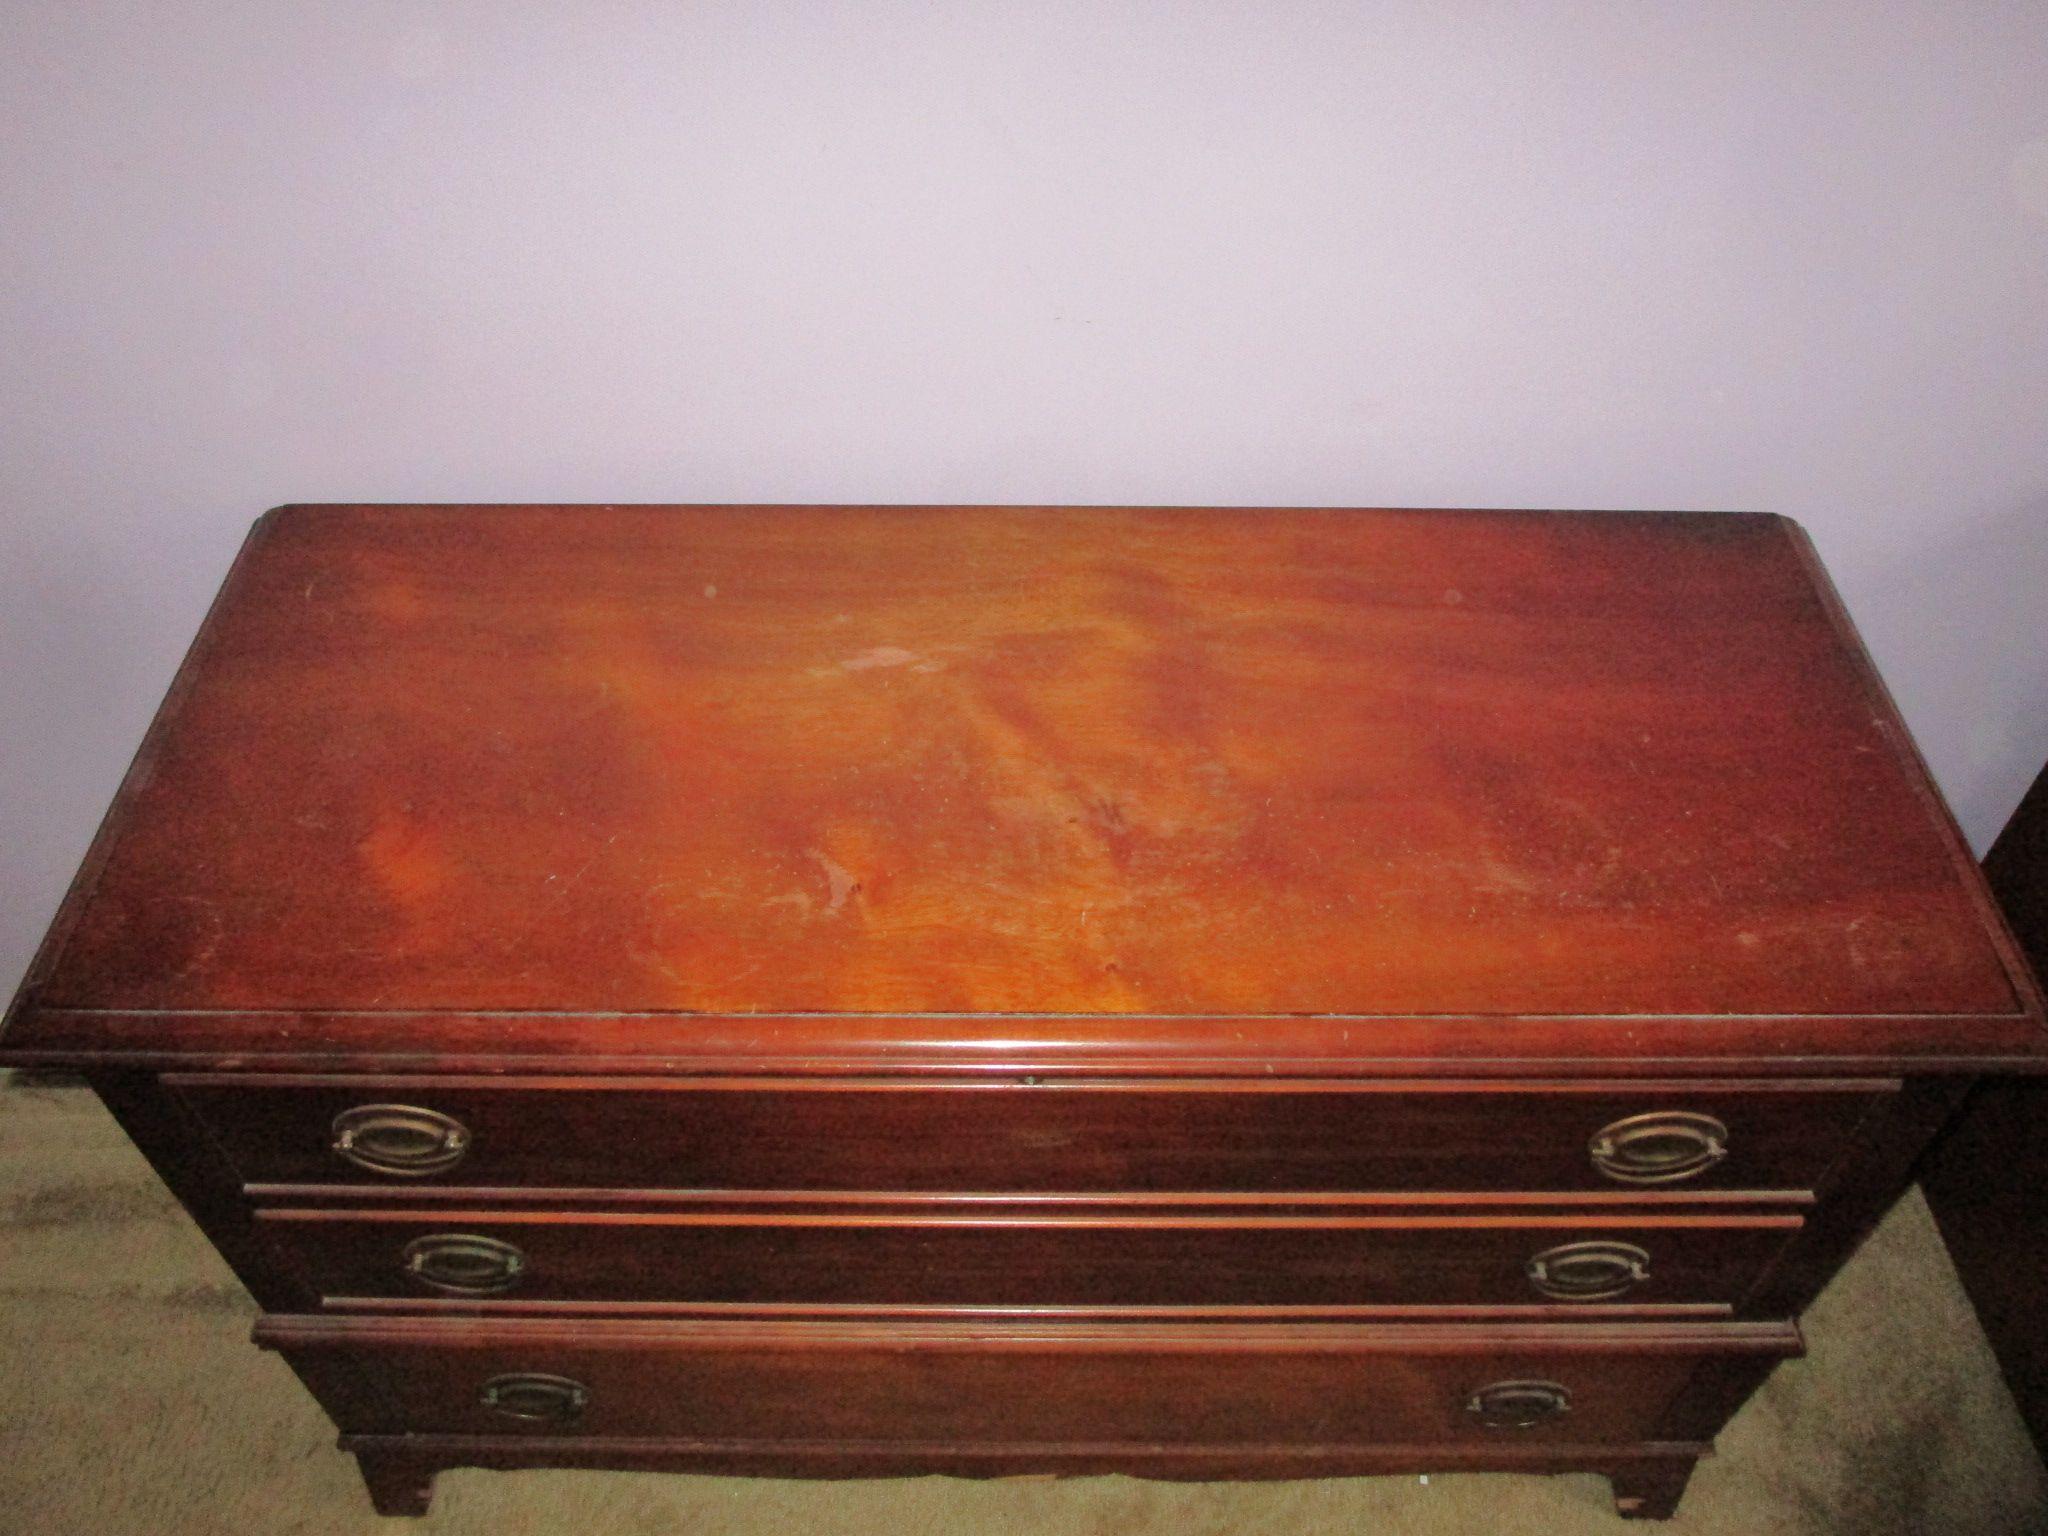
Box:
xmin=255 ymin=1205 xmax=1800 ymax=1313
xmin=257 ymin=1313 xmax=1799 ymax=1446
xmin=170 ymin=1073 xmax=1888 ymax=1194
xmin=3 ymin=506 xmax=2038 ymax=1075
xmin=9 ymin=507 xmax=2040 ymax=1522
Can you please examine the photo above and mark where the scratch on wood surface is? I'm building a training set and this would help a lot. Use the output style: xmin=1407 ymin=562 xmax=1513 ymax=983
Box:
xmin=809 ymin=848 xmax=860 ymax=914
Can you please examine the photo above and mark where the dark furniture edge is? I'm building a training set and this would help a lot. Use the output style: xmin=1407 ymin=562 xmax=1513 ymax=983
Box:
xmin=0 ymin=507 xmax=286 ymax=1050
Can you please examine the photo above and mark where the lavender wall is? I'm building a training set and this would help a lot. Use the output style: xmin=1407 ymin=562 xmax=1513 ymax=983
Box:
xmin=5 ymin=3 xmax=2046 ymax=995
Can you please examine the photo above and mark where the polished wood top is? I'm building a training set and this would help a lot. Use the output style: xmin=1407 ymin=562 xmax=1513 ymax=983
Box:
xmin=5 ymin=506 xmax=2040 ymax=1071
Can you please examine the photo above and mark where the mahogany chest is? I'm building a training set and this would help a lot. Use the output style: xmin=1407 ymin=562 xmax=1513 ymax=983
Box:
xmin=4 ymin=504 xmax=2041 ymax=1519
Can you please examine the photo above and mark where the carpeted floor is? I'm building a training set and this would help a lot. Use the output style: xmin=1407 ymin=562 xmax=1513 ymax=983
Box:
xmin=2 ymin=1072 xmax=2041 ymax=1536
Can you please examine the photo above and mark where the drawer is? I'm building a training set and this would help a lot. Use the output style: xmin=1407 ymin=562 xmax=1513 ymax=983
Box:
xmin=258 ymin=1206 xmax=1802 ymax=1312
xmin=258 ymin=1314 xmax=1801 ymax=1446
xmin=174 ymin=1075 xmax=1892 ymax=1195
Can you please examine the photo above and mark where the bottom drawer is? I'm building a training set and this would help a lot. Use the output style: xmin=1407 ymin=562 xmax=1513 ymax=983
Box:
xmin=258 ymin=1315 xmax=1798 ymax=1449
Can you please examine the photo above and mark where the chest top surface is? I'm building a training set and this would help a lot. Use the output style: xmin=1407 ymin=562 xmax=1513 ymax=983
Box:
xmin=4 ymin=505 xmax=2040 ymax=1073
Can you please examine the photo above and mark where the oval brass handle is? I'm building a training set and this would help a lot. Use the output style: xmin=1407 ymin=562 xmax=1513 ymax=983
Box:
xmin=1588 ymin=1111 xmax=1728 ymax=1185
xmin=331 ymin=1104 xmax=472 ymax=1177
xmin=403 ymin=1233 xmax=527 ymax=1295
xmin=479 ymin=1372 xmax=589 ymax=1423
xmin=1465 ymin=1378 xmax=1573 ymax=1429
xmin=1525 ymin=1239 xmax=1652 ymax=1300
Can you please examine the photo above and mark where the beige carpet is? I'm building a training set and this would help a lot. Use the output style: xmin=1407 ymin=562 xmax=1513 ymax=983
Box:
xmin=2 ymin=1072 xmax=2041 ymax=1535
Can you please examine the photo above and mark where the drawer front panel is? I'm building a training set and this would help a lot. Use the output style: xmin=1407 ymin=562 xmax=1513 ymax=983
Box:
xmin=263 ymin=1319 xmax=1784 ymax=1446
xmin=261 ymin=1209 xmax=1799 ymax=1311
xmin=177 ymin=1076 xmax=1889 ymax=1195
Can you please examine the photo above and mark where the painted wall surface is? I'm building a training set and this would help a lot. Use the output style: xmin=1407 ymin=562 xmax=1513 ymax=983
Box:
xmin=4 ymin=3 xmax=2046 ymax=996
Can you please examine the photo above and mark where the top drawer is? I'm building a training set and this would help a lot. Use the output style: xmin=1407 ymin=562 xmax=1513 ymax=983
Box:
xmin=170 ymin=1075 xmax=1891 ymax=1196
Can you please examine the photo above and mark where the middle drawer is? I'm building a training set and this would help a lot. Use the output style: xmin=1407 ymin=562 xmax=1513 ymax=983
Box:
xmin=257 ymin=1207 xmax=1802 ymax=1312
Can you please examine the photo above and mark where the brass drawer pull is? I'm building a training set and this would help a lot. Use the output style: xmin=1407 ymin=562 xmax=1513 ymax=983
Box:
xmin=1588 ymin=1111 xmax=1728 ymax=1185
xmin=480 ymin=1372 xmax=589 ymax=1424
xmin=1465 ymin=1378 xmax=1572 ymax=1429
xmin=1525 ymin=1239 xmax=1652 ymax=1300
xmin=402 ymin=1233 xmax=526 ymax=1295
xmin=330 ymin=1104 xmax=471 ymax=1177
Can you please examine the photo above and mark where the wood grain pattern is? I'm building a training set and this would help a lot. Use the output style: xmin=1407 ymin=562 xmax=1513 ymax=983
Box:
xmin=3 ymin=505 xmax=2037 ymax=1076
xmin=256 ymin=1205 xmax=1799 ymax=1312
xmin=6 ymin=506 xmax=2036 ymax=1522
xmin=170 ymin=1074 xmax=1888 ymax=1195
xmin=256 ymin=1313 xmax=1799 ymax=1446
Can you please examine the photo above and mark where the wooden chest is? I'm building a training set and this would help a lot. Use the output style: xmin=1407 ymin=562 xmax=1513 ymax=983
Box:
xmin=4 ymin=504 xmax=2040 ymax=1520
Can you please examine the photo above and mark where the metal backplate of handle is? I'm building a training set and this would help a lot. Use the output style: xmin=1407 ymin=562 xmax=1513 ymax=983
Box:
xmin=330 ymin=1104 xmax=471 ymax=1177
xmin=1465 ymin=1378 xmax=1573 ymax=1429
xmin=1525 ymin=1239 xmax=1652 ymax=1300
xmin=480 ymin=1372 xmax=590 ymax=1423
xmin=1588 ymin=1111 xmax=1729 ymax=1185
xmin=402 ymin=1233 xmax=527 ymax=1295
